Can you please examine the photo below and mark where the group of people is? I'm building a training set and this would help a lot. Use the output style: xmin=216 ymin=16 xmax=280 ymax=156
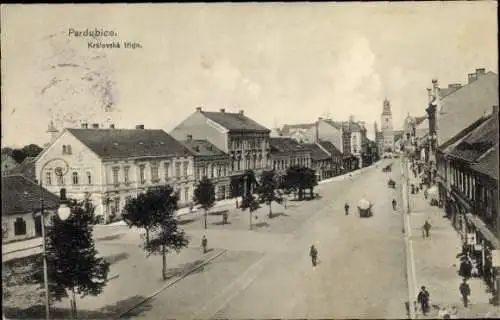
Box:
xmin=417 ymin=278 xmax=471 ymax=318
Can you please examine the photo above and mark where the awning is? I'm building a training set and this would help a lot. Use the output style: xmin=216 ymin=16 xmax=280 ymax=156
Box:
xmin=357 ymin=198 xmax=371 ymax=210
xmin=465 ymin=213 xmax=500 ymax=249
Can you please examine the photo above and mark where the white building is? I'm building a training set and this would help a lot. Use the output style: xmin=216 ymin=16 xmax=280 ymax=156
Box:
xmin=35 ymin=123 xmax=195 ymax=223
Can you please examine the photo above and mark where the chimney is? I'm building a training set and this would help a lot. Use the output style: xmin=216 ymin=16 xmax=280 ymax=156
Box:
xmin=476 ymin=68 xmax=486 ymax=76
xmin=239 ymin=110 xmax=244 ymax=115
xmin=81 ymin=123 xmax=88 ymax=129
xmin=135 ymin=124 xmax=145 ymax=129
xmin=196 ymin=106 xmax=202 ymax=112
xmin=92 ymin=123 xmax=99 ymax=129
xmin=316 ymin=117 xmax=322 ymax=141
xmin=220 ymin=108 xmax=225 ymax=113
xmin=468 ymin=73 xmax=478 ymax=84
xmin=109 ymin=124 xmax=115 ymax=129
xmin=186 ymin=134 xmax=193 ymax=142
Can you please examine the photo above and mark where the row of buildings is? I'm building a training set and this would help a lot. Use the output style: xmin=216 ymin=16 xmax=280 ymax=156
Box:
xmin=403 ymin=68 xmax=499 ymax=299
xmin=3 ymin=107 xmax=364 ymax=242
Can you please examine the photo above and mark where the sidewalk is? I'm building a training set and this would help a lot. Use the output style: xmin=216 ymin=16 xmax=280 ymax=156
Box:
xmin=406 ymin=162 xmax=496 ymax=319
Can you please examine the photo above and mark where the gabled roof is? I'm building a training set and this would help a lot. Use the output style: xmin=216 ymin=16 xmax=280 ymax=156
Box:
xmin=317 ymin=140 xmax=342 ymax=156
xmin=302 ymin=143 xmax=330 ymax=161
xmin=471 ymin=144 xmax=498 ymax=180
xmin=2 ymin=175 xmax=60 ymax=215
xmin=181 ymin=140 xmax=227 ymax=157
xmin=438 ymin=71 xmax=498 ymax=146
xmin=270 ymin=137 xmax=310 ymax=155
xmin=201 ymin=111 xmax=270 ymax=133
xmin=446 ymin=114 xmax=497 ymax=162
xmin=67 ymin=128 xmax=193 ymax=160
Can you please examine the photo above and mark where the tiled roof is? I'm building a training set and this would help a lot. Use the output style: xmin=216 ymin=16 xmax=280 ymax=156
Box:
xmin=67 ymin=128 xmax=193 ymax=160
xmin=181 ymin=140 xmax=227 ymax=157
xmin=270 ymin=137 xmax=309 ymax=155
xmin=438 ymin=71 xmax=498 ymax=146
xmin=2 ymin=175 xmax=60 ymax=215
xmin=202 ymin=111 xmax=270 ymax=132
xmin=302 ymin=143 xmax=330 ymax=161
xmin=447 ymin=114 xmax=497 ymax=162
xmin=471 ymin=145 xmax=498 ymax=180
xmin=439 ymin=115 xmax=490 ymax=153
xmin=317 ymin=140 xmax=342 ymax=156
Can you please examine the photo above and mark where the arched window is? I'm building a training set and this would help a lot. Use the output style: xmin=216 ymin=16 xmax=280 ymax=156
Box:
xmin=14 ymin=217 xmax=27 ymax=236
xmin=67 ymin=145 xmax=72 ymax=154
xmin=62 ymin=145 xmax=67 ymax=154
xmin=72 ymin=172 xmax=79 ymax=185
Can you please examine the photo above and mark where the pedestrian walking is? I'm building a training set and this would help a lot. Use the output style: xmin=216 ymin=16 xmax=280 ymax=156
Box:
xmin=309 ymin=245 xmax=318 ymax=267
xmin=422 ymin=220 xmax=432 ymax=238
xmin=392 ymin=199 xmax=397 ymax=211
xmin=424 ymin=188 xmax=428 ymax=199
xmin=417 ymin=286 xmax=430 ymax=316
xmin=344 ymin=203 xmax=349 ymax=215
xmin=459 ymin=278 xmax=471 ymax=308
xmin=201 ymin=235 xmax=208 ymax=253
xmin=459 ymin=258 xmax=472 ymax=279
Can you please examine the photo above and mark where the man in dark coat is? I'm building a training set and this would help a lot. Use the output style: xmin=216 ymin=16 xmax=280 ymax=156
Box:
xmin=392 ymin=199 xmax=397 ymax=211
xmin=417 ymin=286 xmax=430 ymax=315
xmin=422 ymin=220 xmax=432 ymax=238
xmin=201 ymin=235 xmax=208 ymax=253
xmin=459 ymin=278 xmax=471 ymax=307
xmin=344 ymin=203 xmax=350 ymax=215
xmin=309 ymin=245 xmax=318 ymax=267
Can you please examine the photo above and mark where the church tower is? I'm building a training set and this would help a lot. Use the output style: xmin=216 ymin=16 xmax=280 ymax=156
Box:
xmin=381 ymin=98 xmax=394 ymax=153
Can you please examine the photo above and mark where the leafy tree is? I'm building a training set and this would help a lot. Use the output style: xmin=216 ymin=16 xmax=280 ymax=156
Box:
xmin=1 ymin=147 xmax=13 ymax=155
xmin=10 ymin=149 xmax=27 ymax=164
xmin=21 ymin=144 xmax=43 ymax=158
xmin=122 ymin=192 xmax=159 ymax=244
xmin=140 ymin=185 xmax=189 ymax=280
xmin=304 ymin=168 xmax=318 ymax=199
xmin=284 ymin=166 xmax=317 ymax=200
xmin=256 ymin=170 xmax=283 ymax=218
xmin=36 ymin=199 xmax=110 ymax=318
xmin=193 ymin=177 xmax=216 ymax=229
xmin=240 ymin=194 xmax=261 ymax=230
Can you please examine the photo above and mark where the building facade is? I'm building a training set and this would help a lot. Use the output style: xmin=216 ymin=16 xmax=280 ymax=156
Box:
xmin=35 ymin=124 xmax=195 ymax=223
xmin=2 ymin=175 xmax=60 ymax=243
xmin=180 ymin=136 xmax=231 ymax=201
xmin=170 ymin=107 xmax=272 ymax=197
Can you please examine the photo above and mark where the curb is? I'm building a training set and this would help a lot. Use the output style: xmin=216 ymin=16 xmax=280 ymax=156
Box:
xmin=116 ymin=248 xmax=228 ymax=319
xmin=2 ymin=244 xmax=42 ymax=256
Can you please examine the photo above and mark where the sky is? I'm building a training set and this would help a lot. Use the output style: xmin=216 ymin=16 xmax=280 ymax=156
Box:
xmin=1 ymin=2 xmax=497 ymax=147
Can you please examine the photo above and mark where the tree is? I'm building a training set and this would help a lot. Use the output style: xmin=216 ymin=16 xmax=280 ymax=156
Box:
xmin=256 ymin=170 xmax=283 ymax=218
xmin=193 ymin=177 xmax=216 ymax=229
xmin=283 ymin=166 xmax=317 ymax=200
xmin=122 ymin=192 xmax=159 ymax=244
xmin=37 ymin=199 xmax=110 ymax=318
xmin=240 ymin=194 xmax=261 ymax=230
xmin=304 ymin=168 xmax=318 ymax=199
xmin=139 ymin=185 xmax=189 ymax=280
xmin=1 ymin=147 xmax=13 ymax=155
xmin=21 ymin=144 xmax=43 ymax=158
xmin=10 ymin=149 xmax=27 ymax=164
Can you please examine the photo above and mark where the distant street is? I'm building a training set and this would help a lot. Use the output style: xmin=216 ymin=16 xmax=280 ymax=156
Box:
xmin=126 ymin=159 xmax=409 ymax=319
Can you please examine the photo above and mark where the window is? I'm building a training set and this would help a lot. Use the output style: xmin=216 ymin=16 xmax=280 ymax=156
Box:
xmin=57 ymin=174 xmax=65 ymax=185
xmin=139 ymin=165 xmax=146 ymax=184
xmin=112 ymin=167 xmax=120 ymax=185
xmin=184 ymin=188 xmax=189 ymax=203
xmin=217 ymin=165 xmax=222 ymax=177
xmin=124 ymin=166 xmax=130 ymax=184
xmin=211 ymin=165 xmax=216 ymax=178
xmin=183 ymin=161 xmax=189 ymax=177
xmin=114 ymin=197 xmax=120 ymax=215
xmin=202 ymin=166 xmax=207 ymax=178
xmin=175 ymin=162 xmax=181 ymax=178
xmin=14 ymin=218 xmax=27 ymax=236
xmin=164 ymin=162 xmax=170 ymax=180
xmin=151 ymin=164 xmax=159 ymax=182
xmin=62 ymin=145 xmax=67 ymax=154
xmin=87 ymin=171 xmax=92 ymax=185
xmin=45 ymin=172 xmax=52 ymax=185
xmin=72 ymin=172 xmax=79 ymax=185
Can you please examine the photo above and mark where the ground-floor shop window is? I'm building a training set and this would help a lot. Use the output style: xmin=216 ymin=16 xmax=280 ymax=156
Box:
xmin=14 ymin=217 xmax=27 ymax=236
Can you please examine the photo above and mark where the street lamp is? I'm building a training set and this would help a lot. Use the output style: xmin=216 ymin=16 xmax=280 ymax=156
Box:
xmin=39 ymin=158 xmax=71 ymax=320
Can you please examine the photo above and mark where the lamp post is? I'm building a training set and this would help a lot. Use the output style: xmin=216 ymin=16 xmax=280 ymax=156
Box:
xmin=39 ymin=158 xmax=71 ymax=320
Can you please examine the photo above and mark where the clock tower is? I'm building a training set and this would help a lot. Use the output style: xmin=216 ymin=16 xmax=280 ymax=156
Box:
xmin=381 ymin=98 xmax=394 ymax=153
